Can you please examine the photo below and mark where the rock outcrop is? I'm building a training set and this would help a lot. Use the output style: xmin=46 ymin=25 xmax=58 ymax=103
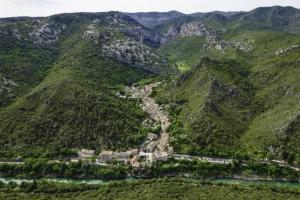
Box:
xmin=29 ymin=19 xmax=66 ymax=44
xmin=82 ymin=24 xmax=100 ymax=41
xmin=120 ymin=21 xmax=220 ymax=49
xmin=162 ymin=21 xmax=253 ymax=52
xmin=163 ymin=22 xmax=223 ymax=49
xmin=121 ymin=27 xmax=162 ymax=48
xmin=122 ymin=20 xmax=252 ymax=52
xmin=80 ymin=17 xmax=174 ymax=74
xmin=276 ymin=114 xmax=300 ymax=140
xmin=0 ymin=75 xmax=18 ymax=106
xmin=101 ymin=39 xmax=171 ymax=74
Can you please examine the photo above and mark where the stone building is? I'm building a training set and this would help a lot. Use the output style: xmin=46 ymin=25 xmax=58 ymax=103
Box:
xmin=98 ymin=151 xmax=114 ymax=162
xmin=98 ymin=149 xmax=139 ymax=163
xmin=155 ymin=152 xmax=169 ymax=161
xmin=146 ymin=141 xmax=159 ymax=153
xmin=78 ymin=149 xmax=95 ymax=158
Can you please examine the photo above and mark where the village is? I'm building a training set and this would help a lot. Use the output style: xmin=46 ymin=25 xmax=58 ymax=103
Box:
xmin=0 ymin=82 xmax=298 ymax=172
xmin=62 ymin=82 xmax=300 ymax=171
xmin=76 ymin=83 xmax=174 ymax=168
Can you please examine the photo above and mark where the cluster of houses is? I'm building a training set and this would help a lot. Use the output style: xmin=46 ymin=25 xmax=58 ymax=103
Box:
xmin=77 ymin=131 xmax=174 ymax=168
xmin=76 ymin=83 xmax=174 ymax=168
xmin=98 ymin=149 xmax=138 ymax=163
xmin=96 ymin=132 xmax=173 ymax=167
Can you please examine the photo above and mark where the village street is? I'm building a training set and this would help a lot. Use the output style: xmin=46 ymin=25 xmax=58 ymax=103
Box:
xmin=128 ymin=83 xmax=171 ymax=151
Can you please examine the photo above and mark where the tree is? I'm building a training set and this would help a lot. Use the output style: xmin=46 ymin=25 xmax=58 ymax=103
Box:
xmin=20 ymin=181 xmax=37 ymax=192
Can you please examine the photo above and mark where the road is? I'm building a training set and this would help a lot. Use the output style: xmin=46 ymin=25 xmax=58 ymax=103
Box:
xmin=173 ymin=154 xmax=233 ymax=164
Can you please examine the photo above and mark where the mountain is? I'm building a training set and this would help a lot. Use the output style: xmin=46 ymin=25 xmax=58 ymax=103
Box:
xmin=124 ymin=11 xmax=184 ymax=28
xmin=233 ymin=6 xmax=300 ymax=34
xmin=190 ymin=11 xmax=244 ymax=20
xmin=0 ymin=6 xmax=299 ymax=163
xmin=155 ymin=26 xmax=300 ymax=162
xmin=150 ymin=6 xmax=300 ymax=34
xmin=0 ymin=12 xmax=175 ymax=158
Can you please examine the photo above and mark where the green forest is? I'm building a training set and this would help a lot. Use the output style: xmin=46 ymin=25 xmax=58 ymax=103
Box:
xmin=0 ymin=178 xmax=299 ymax=200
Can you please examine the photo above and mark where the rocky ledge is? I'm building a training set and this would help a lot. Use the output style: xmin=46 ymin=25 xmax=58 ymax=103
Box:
xmin=0 ymin=75 xmax=18 ymax=106
xmin=101 ymin=39 xmax=171 ymax=74
xmin=29 ymin=19 xmax=67 ymax=44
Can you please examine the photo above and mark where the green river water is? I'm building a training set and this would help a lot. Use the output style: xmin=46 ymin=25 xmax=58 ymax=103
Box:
xmin=0 ymin=177 xmax=299 ymax=189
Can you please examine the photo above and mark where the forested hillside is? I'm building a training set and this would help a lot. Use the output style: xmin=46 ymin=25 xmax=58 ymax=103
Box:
xmin=155 ymin=27 xmax=300 ymax=163
xmin=0 ymin=12 xmax=173 ymax=158
xmin=0 ymin=6 xmax=299 ymax=164
xmin=1 ymin=178 xmax=299 ymax=200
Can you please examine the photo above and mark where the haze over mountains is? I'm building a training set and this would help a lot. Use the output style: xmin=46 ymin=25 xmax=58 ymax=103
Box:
xmin=0 ymin=5 xmax=299 ymax=165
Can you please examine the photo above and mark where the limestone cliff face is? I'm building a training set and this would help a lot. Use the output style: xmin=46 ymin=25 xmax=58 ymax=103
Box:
xmin=121 ymin=27 xmax=162 ymax=48
xmin=176 ymin=22 xmax=208 ymax=37
xmin=163 ymin=22 xmax=253 ymax=52
xmin=121 ymin=21 xmax=220 ymax=49
xmin=162 ymin=22 xmax=224 ymax=50
xmin=164 ymin=22 xmax=214 ymax=39
xmin=29 ymin=20 xmax=67 ymax=44
xmin=80 ymin=19 xmax=173 ymax=74
xmin=0 ymin=17 xmax=67 ymax=45
xmin=101 ymin=39 xmax=171 ymax=74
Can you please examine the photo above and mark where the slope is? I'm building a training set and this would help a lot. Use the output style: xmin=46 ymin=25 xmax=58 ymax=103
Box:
xmin=154 ymin=29 xmax=300 ymax=162
xmin=0 ymin=12 xmax=174 ymax=159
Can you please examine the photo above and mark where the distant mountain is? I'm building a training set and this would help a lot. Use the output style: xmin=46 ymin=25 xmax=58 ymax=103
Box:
xmin=137 ymin=6 xmax=300 ymax=35
xmin=124 ymin=11 xmax=184 ymax=28
xmin=232 ymin=6 xmax=300 ymax=34
xmin=190 ymin=11 xmax=244 ymax=19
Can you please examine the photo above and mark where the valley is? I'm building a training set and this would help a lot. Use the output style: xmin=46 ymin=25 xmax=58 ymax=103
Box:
xmin=0 ymin=83 xmax=299 ymax=184
xmin=0 ymin=4 xmax=300 ymax=199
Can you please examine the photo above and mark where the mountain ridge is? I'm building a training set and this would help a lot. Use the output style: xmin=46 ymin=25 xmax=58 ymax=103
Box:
xmin=0 ymin=5 xmax=299 ymax=163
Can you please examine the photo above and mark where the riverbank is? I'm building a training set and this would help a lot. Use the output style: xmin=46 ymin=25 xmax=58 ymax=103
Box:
xmin=0 ymin=155 xmax=299 ymax=184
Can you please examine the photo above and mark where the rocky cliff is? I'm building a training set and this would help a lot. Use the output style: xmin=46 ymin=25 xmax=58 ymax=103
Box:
xmin=101 ymin=39 xmax=171 ymax=74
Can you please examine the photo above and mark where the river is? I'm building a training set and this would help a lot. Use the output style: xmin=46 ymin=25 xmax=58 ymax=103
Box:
xmin=1 ymin=177 xmax=299 ymax=189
